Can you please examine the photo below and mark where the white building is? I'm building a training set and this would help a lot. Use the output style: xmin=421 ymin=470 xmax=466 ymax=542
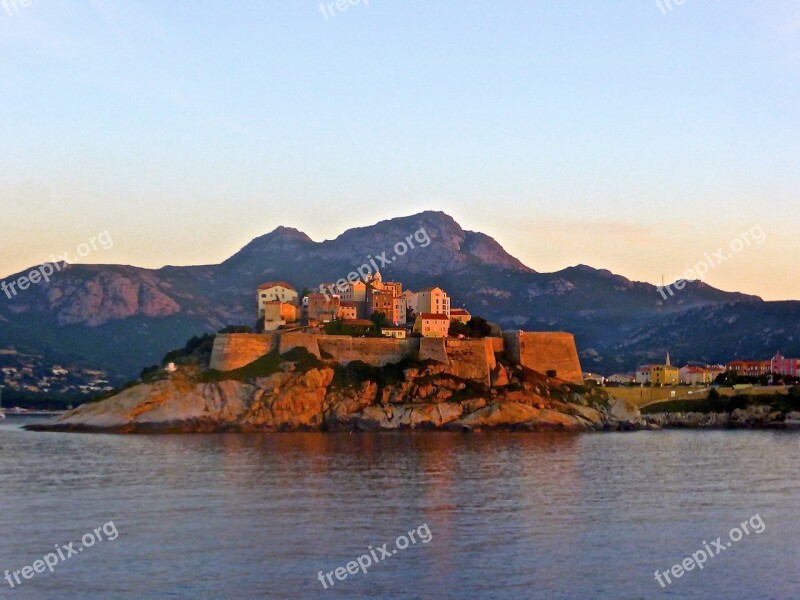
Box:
xmin=257 ymin=281 xmax=298 ymax=318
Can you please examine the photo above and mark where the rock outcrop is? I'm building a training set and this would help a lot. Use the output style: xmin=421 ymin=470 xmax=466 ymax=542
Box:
xmin=28 ymin=357 xmax=616 ymax=434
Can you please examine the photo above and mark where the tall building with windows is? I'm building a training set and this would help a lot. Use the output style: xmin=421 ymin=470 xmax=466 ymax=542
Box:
xmin=257 ymin=281 xmax=298 ymax=318
xmin=772 ymin=352 xmax=800 ymax=377
xmin=635 ymin=354 xmax=679 ymax=385
xmin=411 ymin=287 xmax=450 ymax=319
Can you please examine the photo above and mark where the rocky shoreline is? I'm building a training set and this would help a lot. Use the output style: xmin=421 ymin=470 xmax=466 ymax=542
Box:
xmin=26 ymin=356 xmax=637 ymax=434
xmin=24 ymin=354 xmax=800 ymax=434
xmin=642 ymin=406 xmax=800 ymax=430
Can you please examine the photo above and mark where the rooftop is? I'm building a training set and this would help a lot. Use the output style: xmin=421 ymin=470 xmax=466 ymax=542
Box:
xmin=258 ymin=281 xmax=296 ymax=291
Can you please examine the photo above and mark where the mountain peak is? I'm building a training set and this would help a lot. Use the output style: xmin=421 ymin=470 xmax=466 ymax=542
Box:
xmin=261 ymin=226 xmax=313 ymax=243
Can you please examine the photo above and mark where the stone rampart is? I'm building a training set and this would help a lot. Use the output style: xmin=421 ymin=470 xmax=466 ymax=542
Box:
xmin=504 ymin=331 xmax=584 ymax=384
xmin=209 ymin=334 xmax=275 ymax=371
xmin=442 ymin=338 xmax=497 ymax=386
xmin=317 ymin=336 xmax=419 ymax=367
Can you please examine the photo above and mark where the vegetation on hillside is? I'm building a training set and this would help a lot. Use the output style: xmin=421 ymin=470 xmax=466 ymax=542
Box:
xmin=322 ymin=319 xmax=381 ymax=337
xmin=448 ymin=316 xmax=493 ymax=338
xmin=202 ymin=347 xmax=322 ymax=383
xmin=642 ymin=386 xmax=800 ymax=415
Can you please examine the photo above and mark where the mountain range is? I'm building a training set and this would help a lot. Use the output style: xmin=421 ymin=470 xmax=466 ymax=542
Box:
xmin=1 ymin=211 xmax=798 ymax=384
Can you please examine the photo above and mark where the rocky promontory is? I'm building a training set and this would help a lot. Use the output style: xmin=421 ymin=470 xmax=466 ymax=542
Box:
xmin=27 ymin=349 xmax=629 ymax=433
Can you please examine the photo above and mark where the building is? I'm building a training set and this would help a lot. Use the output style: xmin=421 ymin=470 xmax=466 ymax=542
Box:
xmin=381 ymin=326 xmax=407 ymax=339
xmin=607 ymin=373 xmax=635 ymax=385
xmin=679 ymin=365 xmax=712 ymax=385
xmin=746 ymin=361 xmax=772 ymax=378
xmin=411 ymin=287 xmax=450 ymax=318
xmin=414 ymin=313 xmax=450 ymax=338
xmin=262 ymin=301 xmax=299 ymax=331
xmin=726 ymin=360 xmax=772 ymax=378
xmin=635 ymin=365 xmax=652 ymax=384
xmin=450 ymin=308 xmax=471 ymax=324
xmin=341 ymin=319 xmax=375 ymax=335
xmin=365 ymin=273 xmax=406 ymax=325
xmin=772 ymin=352 xmax=800 ymax=378
xmin=636 ymin=354 xmax=679 ymax=385
xmin=382 ymin=280 xmax=403 ymax=298
xmin=367 ymin=288 xmax=399 ymax=323
xmin=339 ymin=281 xmax=367 ymax=303
xmin=707 ymin=365 xmax=726 ymax=382
xmin=401 ymin=289 xmax=416 ymax=313
xmin=582 ymin=372 xmax=605 ymax=385
xmin=725 ymin=360 xmax=749 ymax=375
xmin=338 ymin=301 xmax=359 ymax=320
xmin=306 ymin=293 xmax=340 ymax=323
xmin=257 ymin=281 xmax=298 ymax=318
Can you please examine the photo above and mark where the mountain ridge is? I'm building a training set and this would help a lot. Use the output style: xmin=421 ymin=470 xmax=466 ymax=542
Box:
xmin=0 ymin=211 xmax=794 ymax=385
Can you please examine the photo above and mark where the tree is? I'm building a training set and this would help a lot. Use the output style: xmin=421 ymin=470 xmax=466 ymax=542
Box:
xmin=466 ymin=316 xmax=492 ymax=338
xmin=218 ymin=325 xmax=254 ymax=334
xmin=140 ymin=365 xmax=159 ymax=380
xmin=449 ymin=320 xmax=471 ymax=337
xmin=370 ymin=311 xmax=388 ymax=332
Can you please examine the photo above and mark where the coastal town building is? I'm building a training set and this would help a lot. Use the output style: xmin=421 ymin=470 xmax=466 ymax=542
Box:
xmin=381 ymin=326 xmax=407 ymax=339
xmin=341 ymin=319 xmax=375 ymax=335
xmin=411 ymin=287 xmax=451 ymax=319
xmin=364 ymin=273 xmax=406 ymax=325
xmin=262 ymin=301 xmax=298 ymax=331
xmin=635 ymin=354 xmax=679 ymax=385
xmin=707 ymin=365 xmax=726 ymax=381
xmin=366 ymin=287 xmax=401 ymax=325
xmin=771 ymin=352 xmax=800 ymax=377
xmin=450 ymin=308 xmax=471 ymax=324
xmin=679 ymin=365 xmax=712 ymax=385
xmin=338 ymin=301 xmax=358 ymax=320
xmin=582 ymin=372 xmax=605 ymax=385
xmin=607 ymin=373 xmax=635 ymax=385
xmin=414 ymin=313 xmax=450 ymax=338
xmin=257 ymin=281 xmax=299 ymax=318
xmin=339 ymin=281 xmax=367 ymax=303
xmin=306 ymin=293 xmax=340 ymax=323
xmin=725 ymin=360 xmax=772 ymax=378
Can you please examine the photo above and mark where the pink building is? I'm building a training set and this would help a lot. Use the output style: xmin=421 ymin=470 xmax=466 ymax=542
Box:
xmin=771 ymin=352 xmax=800 ymax=378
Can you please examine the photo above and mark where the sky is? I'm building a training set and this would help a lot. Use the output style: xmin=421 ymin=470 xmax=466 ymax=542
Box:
xmin=0 ymin=0 xmax=798 ymax=300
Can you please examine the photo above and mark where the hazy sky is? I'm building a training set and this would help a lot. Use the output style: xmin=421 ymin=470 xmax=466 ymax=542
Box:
xmin=1 ymin=1 xmax=798 ymax=300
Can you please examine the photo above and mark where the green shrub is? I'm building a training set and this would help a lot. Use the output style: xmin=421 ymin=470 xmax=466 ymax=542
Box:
xmin=202 ymin=347 xmax=322 ymax=383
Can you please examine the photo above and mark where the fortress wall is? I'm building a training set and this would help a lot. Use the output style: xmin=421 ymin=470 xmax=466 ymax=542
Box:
xmin=317 ymin=336 xmax=419 ymax=367
xmin=443 ymin=338 xmax=497 ymax=386
xmin=488 ymin=337 xmax=504 ymax=353
xmin=419 ymin=338 xmax=449 ymax=365
xmin=209 ymin=334 xmax=275 ymax=371
xmin=516 ymin=332 xmax=584 ymax=384
xmin=503 ymin=331 xmax=521 ymax=363
xmin=277 ymin=331 xmax=321 ymax=359
xmin=209 ymin=330 xmax=582 ymax=385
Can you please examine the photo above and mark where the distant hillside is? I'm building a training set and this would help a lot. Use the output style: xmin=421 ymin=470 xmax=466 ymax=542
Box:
xmin=1 ymin=211 xmax=796 ymax=385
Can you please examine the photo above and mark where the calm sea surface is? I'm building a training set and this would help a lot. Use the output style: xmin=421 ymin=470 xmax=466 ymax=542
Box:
xmin=1 ymin=415 xmax=798 ymax=599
